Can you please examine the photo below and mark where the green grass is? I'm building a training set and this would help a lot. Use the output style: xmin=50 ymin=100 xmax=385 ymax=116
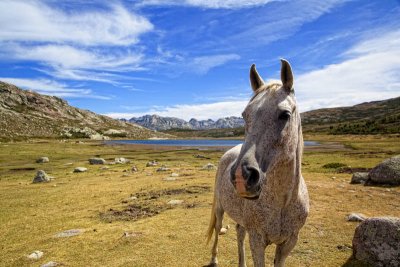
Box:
xmin=0 ymin=135 xmax=399 ymax=266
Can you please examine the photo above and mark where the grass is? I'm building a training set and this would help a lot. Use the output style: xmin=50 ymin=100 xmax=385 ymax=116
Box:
xmin=0 ymin=135 xmax=399 ymax=266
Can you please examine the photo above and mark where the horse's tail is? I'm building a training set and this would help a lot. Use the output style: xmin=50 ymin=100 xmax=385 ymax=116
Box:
xmin=206 ymin=191 xmax=217 ymax=244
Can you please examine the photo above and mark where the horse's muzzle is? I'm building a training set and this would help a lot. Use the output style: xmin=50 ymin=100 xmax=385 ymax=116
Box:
xmin=230 ymin=163 xmax=261 ymax=199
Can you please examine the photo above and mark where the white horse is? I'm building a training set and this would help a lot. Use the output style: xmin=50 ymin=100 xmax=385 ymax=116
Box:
xmin=206 ymin=59 xmax=309 ymax=267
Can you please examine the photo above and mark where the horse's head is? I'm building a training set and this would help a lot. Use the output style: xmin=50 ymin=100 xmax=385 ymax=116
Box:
xmin=230 ymin=59 xmax=302 ymax=199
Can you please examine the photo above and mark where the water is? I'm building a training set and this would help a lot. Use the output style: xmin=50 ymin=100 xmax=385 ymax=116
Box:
xmin=106 ymin=139 xmax=319 ymax=147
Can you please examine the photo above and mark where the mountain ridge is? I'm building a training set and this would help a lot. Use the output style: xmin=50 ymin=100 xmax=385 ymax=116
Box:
xmin=0 ymin=81 xmax=166 ymax=141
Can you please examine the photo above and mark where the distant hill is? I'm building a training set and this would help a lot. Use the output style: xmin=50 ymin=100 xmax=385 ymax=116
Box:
xmin=301 ymin=96 xmax=400 ymax=134
xmin=128 ymin=114 xmax=244 ymax=131
xmin=0 ymin=81 xmax=166 ymax=141
xmin=153 ymin=96 xmax=400 ymax=137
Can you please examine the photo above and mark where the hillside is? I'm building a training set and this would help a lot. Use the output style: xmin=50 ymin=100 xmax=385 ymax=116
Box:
xmin=128 ymin=114 xmax=244 ymax=131
xmin=161 ymin=96 xmax=400 ymax=137
xmin=0 ymin=81 xmax=165 ymax=141
xmin=301 ymin=97 xmax=400 ymax=134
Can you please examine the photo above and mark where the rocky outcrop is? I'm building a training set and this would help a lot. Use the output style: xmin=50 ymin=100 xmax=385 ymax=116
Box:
xmin=352 ymin=217 xmax=400 ymax=267
xmin=367 ymin=156 xmax=400 ymax=185
xmin=129 ymin=114 xmax=244 ymax=131
xmin=33 ymin=170 xmax=51 ymax=183
xmin=0 ymin=81 xmax=166 ymax=140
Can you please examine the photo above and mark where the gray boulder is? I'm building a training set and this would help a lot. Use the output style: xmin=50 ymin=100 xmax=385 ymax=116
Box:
xmin=202 ymin=163 xmax=216 ymax=170
xmin=368 ymin=155 xmax=400 ymax=185
xmin=33 ymin=170 xmax=51 ymax=183
xmin=89 ymin=158 xmax=106 ymax=165
xmin=352 ymin=217 xmax=400 ymax=267
xmin=351 ymin=172 xmax=369 ymax=184
xmin=36 ymin=157 xmax=49 ymax=163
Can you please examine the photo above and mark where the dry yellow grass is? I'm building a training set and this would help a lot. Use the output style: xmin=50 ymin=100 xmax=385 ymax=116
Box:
xmin=0 ymin=135 xmax=399 ymax=266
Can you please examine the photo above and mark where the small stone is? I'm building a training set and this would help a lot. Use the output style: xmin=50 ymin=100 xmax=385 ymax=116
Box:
xmin=157 ymin=165 xmax=170 ymax=172
xmin=41 ymin=261 xmax=59 ymax=267
xmin=36 ymin=157 xmax=49 ymax=163
xmin=170 ymin=173 xmax=179 ymax=177
xmin=202 ymin=163 xmax=216 ymax=170
xmin=54 ymin=229 xmax=84 ymax=238
xmin=146 ymin=160 xmax=158 ymax=167
xmin=115 ymin=157 xmax=130 ymax=164
xmin=167 ymin=199 xmax=183 ymax=205
xmin=100 ymin=166 xmax=109 ymax=170
xmin=219 ymin=227 xmax=228 ymax=235
xmin=347 ymin=213 xmax=366 ymax=222
xmin=33 ymin=170 xmax=51 ymax=183
xmin=27 ymin=250 xmax=43 ymax=260
xmin=337 ymin=244 xmax=352 ymax=251
xmin=73 ymin=167 xmax=87 ymax=173
xmin=131 ymin=165 xmax=138 ymax=172
xmin=89 ymin=158 xmax=106 ymax=165
xmin=122 ymin=231 xmax=142 ymax=238
xmin=129 ymin=196 xmax=137 ymax=200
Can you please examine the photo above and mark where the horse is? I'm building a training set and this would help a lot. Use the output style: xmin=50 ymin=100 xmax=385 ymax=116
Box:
xmin=205 ymin=59 xmax=309 ymax=267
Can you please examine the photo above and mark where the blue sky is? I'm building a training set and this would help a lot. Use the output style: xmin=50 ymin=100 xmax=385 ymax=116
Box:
xmin=0 ymin=0 xmax=399 ymax=120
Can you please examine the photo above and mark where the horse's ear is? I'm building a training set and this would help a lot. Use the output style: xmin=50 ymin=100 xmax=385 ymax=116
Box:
xmin=250 ymin=64 xmax=265 ymax=92
xmin=280 ymin=59 xmax=294 ymax=92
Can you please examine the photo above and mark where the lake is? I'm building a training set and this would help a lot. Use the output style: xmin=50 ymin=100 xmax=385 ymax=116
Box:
xmin=106 ymin=139 xmax=319 ymax=147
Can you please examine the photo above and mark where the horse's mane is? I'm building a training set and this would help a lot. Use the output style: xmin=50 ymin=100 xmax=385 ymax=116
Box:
xmin=250 ymin=81 xmax=282 ymax=101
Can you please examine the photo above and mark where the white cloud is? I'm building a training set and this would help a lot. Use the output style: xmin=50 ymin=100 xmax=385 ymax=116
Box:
xmin=192 ymin=54 xmax=240 ymax=74
xmin=0 ymin=78 xmax=111 ymax=100
xmin=296 ymin=29 xmax=400 ymax=112
xmin=0 ymin=1 xmax=153 ymax=46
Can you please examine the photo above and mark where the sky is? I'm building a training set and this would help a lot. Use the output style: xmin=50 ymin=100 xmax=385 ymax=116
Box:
xmin=0 ymin=0 xmax=399 ymax=120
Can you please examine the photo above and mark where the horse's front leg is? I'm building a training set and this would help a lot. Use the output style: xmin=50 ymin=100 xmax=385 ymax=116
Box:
xmin=274 ymin=233 xmax=298 ymax=267
xmin=236 ymin=224 xmax=247 ymax=267
xmin=248 ymin=231 xmax=267 ymax=267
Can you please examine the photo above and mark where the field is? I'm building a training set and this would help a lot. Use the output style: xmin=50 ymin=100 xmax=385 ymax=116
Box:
xmin=0 ymin=135 xmax=399 ymax=267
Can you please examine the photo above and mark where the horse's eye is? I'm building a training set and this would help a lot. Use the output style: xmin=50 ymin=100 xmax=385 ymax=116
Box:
xmin=278 ymin=110 xmax=291 ymax=121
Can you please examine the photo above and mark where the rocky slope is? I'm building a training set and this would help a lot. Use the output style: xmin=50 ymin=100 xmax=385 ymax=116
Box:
xmin=301 ymin=96 xmax=400 ymax=134
xmin=0 ymin=81 xmax=164 ymax=140
xmin=129 ymin=114 xmax=244 ymax=131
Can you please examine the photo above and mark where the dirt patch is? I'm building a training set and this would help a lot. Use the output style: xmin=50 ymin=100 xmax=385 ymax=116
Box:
xmin=100 ymin=185 xmax=210 ymax=222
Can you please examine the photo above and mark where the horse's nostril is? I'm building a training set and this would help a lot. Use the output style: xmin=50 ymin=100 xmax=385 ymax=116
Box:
xmin=247 ymin=168 xmax=260 ymax=187
xmin=244 ymin=166 xmax=260 ymax=187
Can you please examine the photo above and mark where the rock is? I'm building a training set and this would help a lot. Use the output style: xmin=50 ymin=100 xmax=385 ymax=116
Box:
xmin=89 ymin=158 xmax=106 ymax=165
xmin=32 ymin=170 xmax=51 ymax=183
xmin=131 ymin=165 xmax=138 ymax=172
xmin=146 ymin=160 xmax=158 ymax=167
xmin=115 ymin=157 xmax=130 ymax=164
xmin=104 ymin=129 xmax=127 ymax=137
xmin=89 ymin=133 xmax=109 ymax=140
xmin=36 ymin=157 xmax=49 ymax=163
xmin=219 ymin=227 xmax=228 ymax=235
xmin=41 ymin=261 xmax=59 ymax=267
xmin=337 ymin=244 xmax=352 ymax=251
xmin=352 ymin=217 xmax=400 ymax=267
xmin=167 ymin=199 xmax=183 ymax=205
xmin=347 ymin=213 xmax=366 ymax=222
xmin=202 ymin=163 xmax=216 ymax=170
xmin=54 ymin=229 xmax=84 ymax=238
xmin=367 ymin=156 xmax=400 ymax=185
xmin=351 ymin=172 xmax=369 ymax=184
xmin=73 ymin=167 xmax=87 ymax=173
xmin=100 ymin=166 xmax=109 ymax=170
xmin=170 ymin=173 xmax=179 ymax=177
xmin=157 ymin=165 xmax=170 ymax=172
xmin=27 ymin=250 xmax=43 ymax=260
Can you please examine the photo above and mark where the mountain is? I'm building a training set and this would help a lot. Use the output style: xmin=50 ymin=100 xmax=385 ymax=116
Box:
xmin=129 ymin=114 xmax=245 ymax=131
xmin=0 ymin=81 xmax=165 ymax=141
xmin=301 ymin=96 xmax=400 ymax=134
xmin=134 ymin=96 xmax=400 ymax=136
